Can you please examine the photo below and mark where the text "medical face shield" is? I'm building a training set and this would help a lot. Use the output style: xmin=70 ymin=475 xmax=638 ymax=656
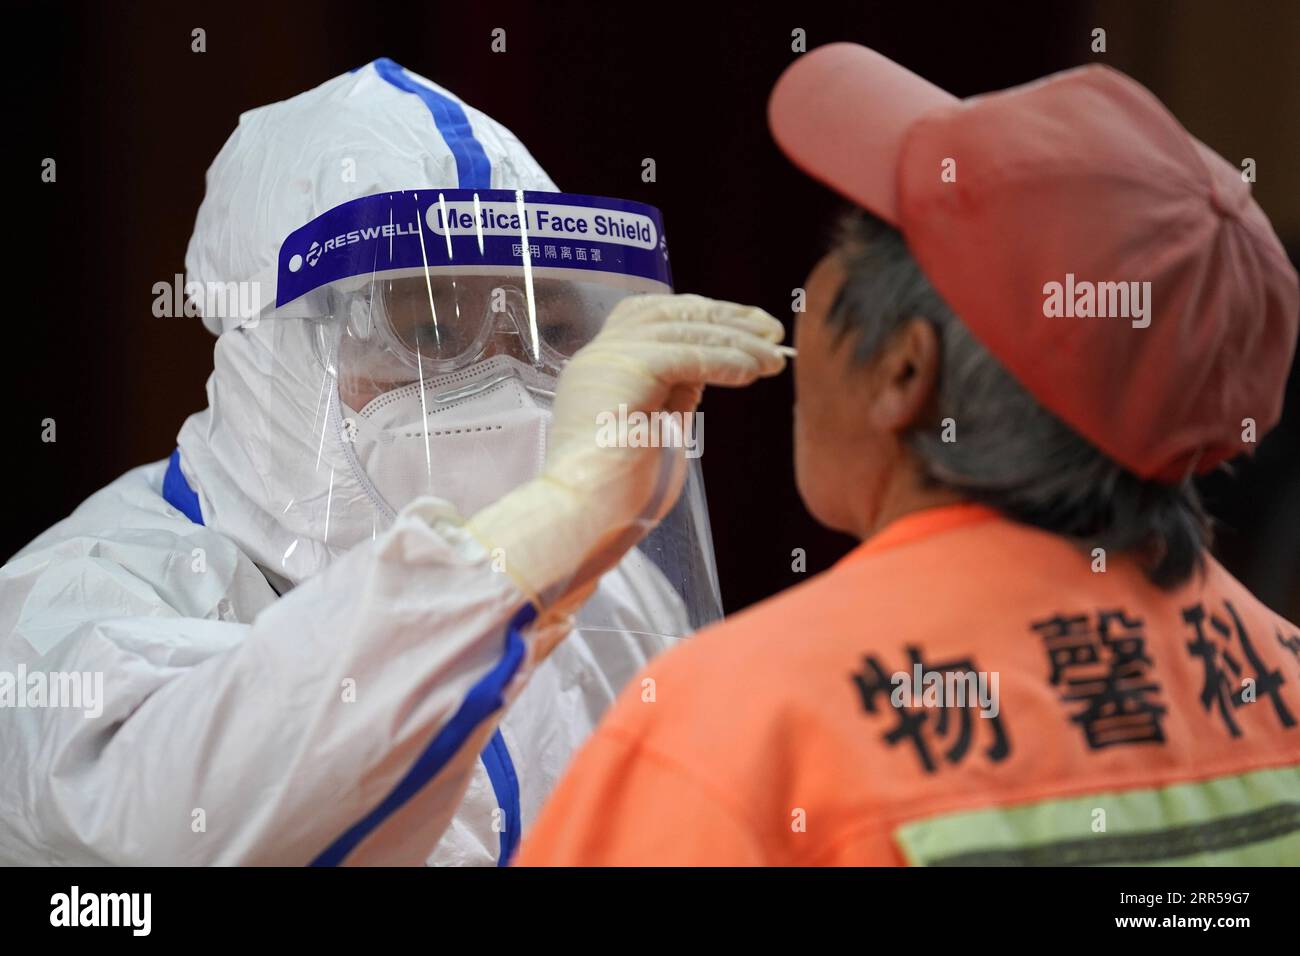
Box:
xmin=265 ymin=189 xmax=722 ymax=629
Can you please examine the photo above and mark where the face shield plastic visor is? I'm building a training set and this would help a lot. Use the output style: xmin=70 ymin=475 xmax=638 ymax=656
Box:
xmin=266 ymin=188 xmax=722 ymax=629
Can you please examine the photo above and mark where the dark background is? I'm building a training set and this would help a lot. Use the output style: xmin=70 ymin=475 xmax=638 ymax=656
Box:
xmin=12 ymin=0 xmax=1300 ymax=618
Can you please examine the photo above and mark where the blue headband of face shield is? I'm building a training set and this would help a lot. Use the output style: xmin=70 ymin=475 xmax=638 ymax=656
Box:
xmin=274 ymin=189 xmax=673 ymax=377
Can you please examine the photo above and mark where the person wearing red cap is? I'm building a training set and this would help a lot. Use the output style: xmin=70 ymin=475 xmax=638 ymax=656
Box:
xmin=518 ymin=45 xmax=1300 ymax=865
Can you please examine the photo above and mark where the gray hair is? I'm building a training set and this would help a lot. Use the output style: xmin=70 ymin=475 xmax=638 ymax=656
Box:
xmin=828 ymin=209 xmax=1209 ymax=589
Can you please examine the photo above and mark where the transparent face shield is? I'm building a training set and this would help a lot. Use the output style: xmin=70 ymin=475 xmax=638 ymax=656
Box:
xmin=259 ymin=189 xmax=722 ymax=630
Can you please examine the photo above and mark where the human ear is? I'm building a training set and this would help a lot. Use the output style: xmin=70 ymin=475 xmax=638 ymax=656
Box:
xmin=867 ymin=318 xmax=940 ymax=432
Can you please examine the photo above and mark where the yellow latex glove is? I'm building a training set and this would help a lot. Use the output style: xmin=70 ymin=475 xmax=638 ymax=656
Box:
xmin=467 ymin=293 xmax=786 ymax=625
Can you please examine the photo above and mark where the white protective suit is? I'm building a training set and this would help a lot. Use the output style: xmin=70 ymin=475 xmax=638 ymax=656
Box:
xmin=0 ymin=60 xmax=721 ymax=865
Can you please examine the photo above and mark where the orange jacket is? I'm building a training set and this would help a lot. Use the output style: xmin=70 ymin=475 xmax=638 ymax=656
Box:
xmin=519 ymin=504 xmax=1300 ymax=865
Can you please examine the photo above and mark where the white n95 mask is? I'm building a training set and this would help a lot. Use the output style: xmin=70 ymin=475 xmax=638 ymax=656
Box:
xmin=343 ymin=355 xmax=551 ymax=520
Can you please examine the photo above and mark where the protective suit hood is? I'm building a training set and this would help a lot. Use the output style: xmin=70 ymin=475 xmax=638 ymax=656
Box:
xmin=186 ymin=58 xmax=557 ymax=335
xmin=178 ymin=59 xmax=559 ymax=585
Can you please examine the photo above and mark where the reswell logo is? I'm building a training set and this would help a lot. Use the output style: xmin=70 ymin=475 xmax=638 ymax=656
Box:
xmin=1042 ymin=273 xmax=1152 ymax=329
xmin=287 ymin=220 xmax=421 ymax=273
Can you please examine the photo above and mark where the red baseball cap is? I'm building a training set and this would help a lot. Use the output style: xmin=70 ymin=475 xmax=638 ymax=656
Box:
xmin=770 ymin=44 xmax=1299 ymax=482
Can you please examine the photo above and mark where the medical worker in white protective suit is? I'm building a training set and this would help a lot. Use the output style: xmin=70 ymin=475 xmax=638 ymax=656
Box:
xmin=0 ymin=59 xmax=786 ymax=865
